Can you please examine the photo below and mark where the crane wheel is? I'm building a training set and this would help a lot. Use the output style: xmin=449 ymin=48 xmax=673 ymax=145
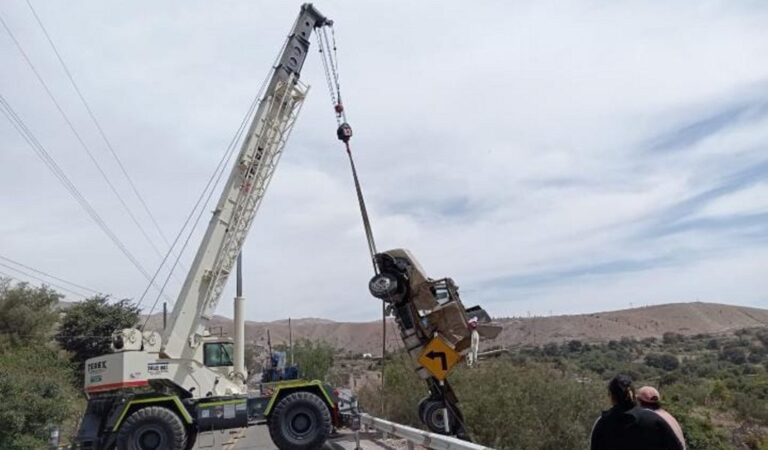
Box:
xmin=117 ymin=406 xmax=187 ymax=450
xmin=421 ymin=400 xmax=457 ymax=435
xmin=268 ymin=391 xmax=332 ymax=450
xmin=368 ymin=273 xmax=399 ymax=300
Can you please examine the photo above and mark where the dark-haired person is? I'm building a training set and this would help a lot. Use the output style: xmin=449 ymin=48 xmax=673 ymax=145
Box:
xmin=590 ymin=374 xmax=683 ymax=450
xmin=637 ymin=386 xmax=686 ymax=450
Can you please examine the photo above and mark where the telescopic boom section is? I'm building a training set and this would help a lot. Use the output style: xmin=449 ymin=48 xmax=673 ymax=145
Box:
xmin=162 ymin=4 xmax=331 ymax=360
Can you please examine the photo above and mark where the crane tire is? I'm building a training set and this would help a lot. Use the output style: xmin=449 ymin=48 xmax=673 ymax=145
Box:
xmin=268 ymin=391 xmax=332 ymax=450
xmin=117 ymin=405 xmax=187 ymax=450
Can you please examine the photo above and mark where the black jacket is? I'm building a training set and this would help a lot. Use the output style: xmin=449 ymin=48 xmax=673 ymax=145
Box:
xmin=590 ymin=405 xmax=683 ymax=450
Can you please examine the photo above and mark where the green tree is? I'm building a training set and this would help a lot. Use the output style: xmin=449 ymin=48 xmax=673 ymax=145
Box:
xmin=56 ymin=296 xmax=140 ymax=379
xmin=283 ymin=339 xmax=335 ymax=381
xmin=0 ymin=278 xmax=60 ymax=348
xmin=0 ymin=345 xmax=80 ymax=450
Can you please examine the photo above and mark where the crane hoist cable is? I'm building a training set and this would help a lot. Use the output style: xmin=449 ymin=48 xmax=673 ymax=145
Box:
xmin=317 ymin=25 xmax=390 ymax=418
xmin=316 ymin=25 xmax=378 ymax=275
xmin=317 ymin=30 xmax=475 ymax=440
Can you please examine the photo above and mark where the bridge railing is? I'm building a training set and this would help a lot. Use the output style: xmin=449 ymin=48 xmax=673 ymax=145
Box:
xmin=356 ymin=413 xmax=495 ymax=450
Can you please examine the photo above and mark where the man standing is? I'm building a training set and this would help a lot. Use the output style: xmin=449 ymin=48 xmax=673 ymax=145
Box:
xmin=591 ymin=375 xmax=683 ymax=450
xmin=637 ymin=386 xmax=686 ymax=450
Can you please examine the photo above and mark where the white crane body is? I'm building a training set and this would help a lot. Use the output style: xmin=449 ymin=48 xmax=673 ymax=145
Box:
xmin=76 ymin=6 xmax=345 ymax=450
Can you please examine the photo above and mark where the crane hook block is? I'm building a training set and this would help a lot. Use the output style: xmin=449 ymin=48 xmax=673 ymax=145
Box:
xmin=337 ymin=122 xmax=353 ymax=143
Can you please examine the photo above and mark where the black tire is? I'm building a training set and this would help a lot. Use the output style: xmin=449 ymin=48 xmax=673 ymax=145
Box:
xmin=117 ymin=406 xmax=187 ymax=450
xmin=421 ymin=400 xmax=456 ymax=435
xmin=417 ymin=397 xmax=430 ymax=424
xmin=368 ymin=273 xmax=398 ymax=300
xmin=268 ymin=391 xmax=332 ymax=450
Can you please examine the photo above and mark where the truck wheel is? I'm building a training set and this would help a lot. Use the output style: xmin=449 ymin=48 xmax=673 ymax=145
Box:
xmin=421 ymin=400 xmax=456 ymax=435
xmin=368 ymin=273 xmax=398 ymax=300
xmin=117 ymin=406 xmax=187 ymax=450
xmin=268 ymin=391 xmax=331 ymax=450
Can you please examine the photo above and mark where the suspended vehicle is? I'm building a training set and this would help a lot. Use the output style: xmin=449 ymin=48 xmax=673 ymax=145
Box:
xmin=369 ymin=249 xmax=502 ymax=438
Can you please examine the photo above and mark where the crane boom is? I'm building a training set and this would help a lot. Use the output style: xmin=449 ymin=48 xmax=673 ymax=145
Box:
xmin=162 ymin=4 xmax=330 ymax=359
xmin=77 ymin=7 xmax=349 ymax=450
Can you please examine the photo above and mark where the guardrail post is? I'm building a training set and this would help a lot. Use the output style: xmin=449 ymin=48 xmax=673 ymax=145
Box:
xmin=355 ymin=429 xmax=361 ymax=450
xmin=48 ymin=425 xmax=59 ymax=450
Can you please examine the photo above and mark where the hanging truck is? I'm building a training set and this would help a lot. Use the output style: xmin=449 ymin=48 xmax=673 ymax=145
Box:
xmin=75 ymin=4 xmax=341 ymax=450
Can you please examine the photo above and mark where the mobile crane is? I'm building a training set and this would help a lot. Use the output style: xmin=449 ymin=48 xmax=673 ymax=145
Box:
xmin=75 ymin=5 xmax=341 ymax=450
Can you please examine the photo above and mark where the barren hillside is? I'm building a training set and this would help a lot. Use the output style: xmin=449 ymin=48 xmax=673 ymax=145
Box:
xmin=143 ymin=302 xmax=768 ymax=355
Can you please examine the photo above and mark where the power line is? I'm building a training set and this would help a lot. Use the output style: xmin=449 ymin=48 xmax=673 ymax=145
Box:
xmin=23 ymin=0 xmax=177 ymax=254
xmin=136 ymin=28 xmax=291 ymax=315
xmin=0 ymin=11 xmax=173 ymax=273
xmin=0 ymin=94 xmax=171 ymax=303
xmin=138 ymin=86 xmax=260 ymax=318
xmin=0 ymin=266 xmax=87 ymax=298
xmin=0 ymin=254 xmax=101 ymax=295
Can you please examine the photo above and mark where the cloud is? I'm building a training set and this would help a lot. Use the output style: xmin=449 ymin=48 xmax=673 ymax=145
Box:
xmin=0 ymin=1 xmax=766 ymax=322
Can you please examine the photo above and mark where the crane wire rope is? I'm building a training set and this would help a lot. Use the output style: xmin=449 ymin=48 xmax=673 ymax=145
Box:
xmin=0 ymin=11 xmax=177 ymax=284
xmin=23 ymin=0 xmax=187 ymax=282
xmin=138 ymin=32 xmax=291 ymax=325
xmin=0 ymin=95 xmax=170 ymax=302
xmin=0 ymin=254 xmax=102 ymax=295
xmin=316 ymin=25 xmax=393 ymax=418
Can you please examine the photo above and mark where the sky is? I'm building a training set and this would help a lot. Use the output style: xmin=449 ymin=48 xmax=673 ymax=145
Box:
xmin=0 ymin=1 xmax=767 ymax=322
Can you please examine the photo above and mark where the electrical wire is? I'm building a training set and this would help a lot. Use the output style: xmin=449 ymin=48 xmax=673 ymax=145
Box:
xmin=0 ymin=254 xmax=101 ymax=295
xmin=0 ymin=11 xmax=173 ymax=275
xmin=0 ymin=95 xmax=171 ymax=302
xmin=23 ymin=0 xmax=184 ymax=275
xmin=137 ymin=27 xmax=292 ymax=320
xmin=0 ymin=265 xmax=88 ymax=298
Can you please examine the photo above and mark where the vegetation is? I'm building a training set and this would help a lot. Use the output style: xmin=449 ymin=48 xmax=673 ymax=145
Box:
xmin=273 ymin=338 xmax=336 ymax=381
xmin=0 ymin=279 xmax=140 ymax=448
xmin=56 ymin=296 xmax=140 ymax=382
xmin=0 ymin=281 xmax=79 ymax=449
xmin=359 ymin=328 xmax=768 ymax=450
xmin=0 ymin=279 xmax=60 ymax=348
xmin=2 ymin=276 xmax=766 ymax=449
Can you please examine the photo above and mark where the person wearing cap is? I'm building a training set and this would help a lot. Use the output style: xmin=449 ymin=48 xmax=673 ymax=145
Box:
xmin=591 ymin=374 xmax=683 ymax=450
xmin=638 ymin=386 xmax=686 ymax=450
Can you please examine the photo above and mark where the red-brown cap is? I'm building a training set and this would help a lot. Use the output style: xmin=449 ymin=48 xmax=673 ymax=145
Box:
xmin=637 ymin=386 xmax=661 ymax=404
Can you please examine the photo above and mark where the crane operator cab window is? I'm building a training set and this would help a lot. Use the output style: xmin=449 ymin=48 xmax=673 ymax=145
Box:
xmin=204 ymin=342 xmax=234 ymax=367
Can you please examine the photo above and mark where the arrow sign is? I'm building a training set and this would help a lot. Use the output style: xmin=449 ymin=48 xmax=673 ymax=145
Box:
xmin=418 ymin=336 xmax=460 ymax=380
xmin=426 ymin=350 xmax=448 ymax=370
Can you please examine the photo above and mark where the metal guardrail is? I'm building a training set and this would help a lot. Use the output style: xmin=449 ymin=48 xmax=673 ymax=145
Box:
xmin=358 ymin=413 xmax=494 ymax=450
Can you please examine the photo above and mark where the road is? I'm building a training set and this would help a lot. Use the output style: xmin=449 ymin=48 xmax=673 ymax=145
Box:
xmin=196 ymin=426 xmax=408 ymax=450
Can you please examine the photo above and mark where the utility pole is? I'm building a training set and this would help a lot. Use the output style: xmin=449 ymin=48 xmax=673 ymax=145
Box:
xmin=289 ymin=317 xmax=294 ymax=365
xmin=381 ymin=303 xmax=386 ymax=417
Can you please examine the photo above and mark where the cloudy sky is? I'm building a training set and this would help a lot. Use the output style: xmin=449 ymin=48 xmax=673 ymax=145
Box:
xmin=1 ymin=1 xmax=766 ymax=322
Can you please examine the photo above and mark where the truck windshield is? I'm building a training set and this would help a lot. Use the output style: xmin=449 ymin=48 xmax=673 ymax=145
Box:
xmin=203 ymin=342 xmax=234 ymax=367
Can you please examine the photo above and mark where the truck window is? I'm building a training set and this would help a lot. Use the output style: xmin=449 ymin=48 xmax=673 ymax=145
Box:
xmin=204 ymin=342 xmax=234 ymax=367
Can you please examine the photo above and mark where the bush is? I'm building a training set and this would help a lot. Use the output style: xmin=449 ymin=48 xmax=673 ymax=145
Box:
xmin=0 ymin=345 xmax=80 ymax=450
xmin=645 ymin=353 xmax=680 ymax=371
xmin=0 ymin=280 xmax=60 ymax=348
xmin=720 ymin=347 xmax=747 ymax=365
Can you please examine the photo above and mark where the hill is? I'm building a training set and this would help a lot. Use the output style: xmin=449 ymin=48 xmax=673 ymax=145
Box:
xmin=143 ymin=302 xmax=768 ymax=355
